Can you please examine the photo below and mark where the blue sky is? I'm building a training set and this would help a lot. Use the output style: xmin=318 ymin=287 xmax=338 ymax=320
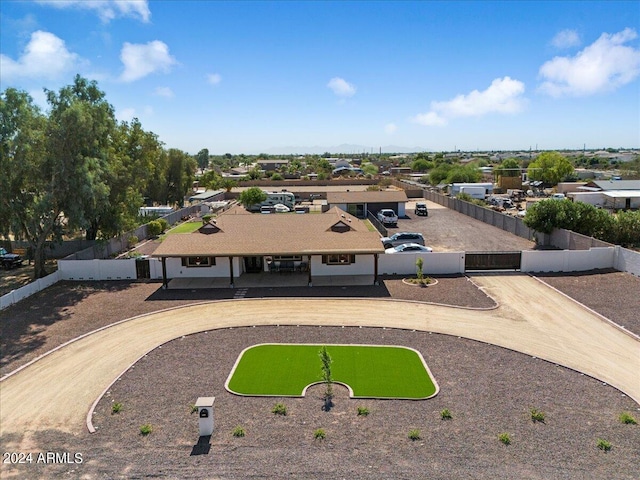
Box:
xmin=1 ymin=1 xmax=639 ymax=154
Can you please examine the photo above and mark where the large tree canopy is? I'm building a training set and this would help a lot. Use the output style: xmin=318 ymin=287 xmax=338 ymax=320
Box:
xmin=527 ymin=152 xmax=573 ymax=185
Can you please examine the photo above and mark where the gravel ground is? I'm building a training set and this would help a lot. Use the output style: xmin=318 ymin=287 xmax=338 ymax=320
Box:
xmin=1 ymin=271 xmax=639 ymax=479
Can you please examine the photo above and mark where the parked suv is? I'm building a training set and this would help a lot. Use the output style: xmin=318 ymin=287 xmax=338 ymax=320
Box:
xmin=415 ymin=203 xmax=428 ymax=216
xmin=376 ymin=209 xmax=398 ymax=227
xmin=380 ymin=232 xmax=425 ymax=249
xmin=0 ymin=247 xmax=23 ymax=269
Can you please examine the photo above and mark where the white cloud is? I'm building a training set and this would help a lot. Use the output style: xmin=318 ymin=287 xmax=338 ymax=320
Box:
xmin=327 ymin=77 xmax=356 ymax=97
xmin=413 ymin=111 xmax=447 ymax=127
xmin=207 ymin=73 xmax=222 ymax=86
xmin=413 ymin=76 xmax=526 ymax=127
xmin=116 ymin=107 xmax=136 ymax=122
xmin=384 ymin=123 xmax=398 ymax=134
xmin=154 ymin=86 xmax=174 ymax=98
xmin=119 ymin=40 xmax=177 ymax=82
xmin=551 ymin=29 xmax=581 ymax=49
xmin=37 ymin=0 xmax=150 ymax=23
xmin=0 ymin=30 xmax=81 ymax=82
xmin=539 ymin=28 xmax=640 ymax=97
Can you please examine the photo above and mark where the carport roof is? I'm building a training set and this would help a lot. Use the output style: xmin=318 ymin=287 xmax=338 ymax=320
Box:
xmin=326 ymin=190 xmax=408 ymax=204
xmin=153 ymin=207 xmax=385 ymax=257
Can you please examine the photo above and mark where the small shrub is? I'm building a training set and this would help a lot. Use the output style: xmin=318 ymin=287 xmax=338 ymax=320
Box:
xmin=147 ymin=220 xmax=162 ymax=237
xmin=189 ymin=404 xmax=198 ymax=414
xmin=202 ymin=214 xmax=213 ymax=224
xmin=111 ymin=402 xmax=123 ymax=414
xmin=619 ymin=412 xmax=637 ymax=425
xmin=530 ymin=408 xmax=546 ymax=423
xmin=408 ymin=429 xmax=421 ymax=441
xmin=313 ymin=428 xmax=326 ymax=440
xmin=232 ymin=426 xmax=246 ymax=437
xmin=498 ymin=433 xmax=511 ymax=445
xmin=271 ymin=403 xmax=287 ymax=416
xmin=157 ymin=218 xmax=169 ymax=232
xmin=127 ymin=235 xmax=139 ymax=247
xmin=139 ymin=424 xmax=153 ymax=436
xmin=597 ymin=438 xmax=612 ymax=452
xmin=357 ymin=406 xmax=370 ymax=416
xmin=440 ymin=408 xmax=452 ymax=420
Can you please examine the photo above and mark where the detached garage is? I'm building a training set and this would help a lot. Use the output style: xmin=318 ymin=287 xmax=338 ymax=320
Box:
xmin=326 ymin=190 xmax=408 ymax=219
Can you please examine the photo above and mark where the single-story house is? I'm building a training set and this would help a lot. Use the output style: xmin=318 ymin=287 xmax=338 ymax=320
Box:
xmin=326 ymin=190 xmax=408 ymax=218
xmin=152 ymin=207 xmax=385 ymax=288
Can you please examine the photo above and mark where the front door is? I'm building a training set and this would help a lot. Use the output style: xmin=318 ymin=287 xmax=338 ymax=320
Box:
xmin=244 ymin=256 xmax=263 ymax=273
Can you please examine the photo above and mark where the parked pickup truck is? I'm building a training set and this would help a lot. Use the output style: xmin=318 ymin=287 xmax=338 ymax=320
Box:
xmin=376 ymin=209 xmax=398 ymax=227
xmin=0 ymin=247 xmax=23 ymax=269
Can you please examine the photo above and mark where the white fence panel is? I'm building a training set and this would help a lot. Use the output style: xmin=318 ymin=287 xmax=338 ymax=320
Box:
xmin=379 ymin=252 xmax=465 ymax=276
xmin=521 ymin=248 xmax=615 ymax=273
xmin=614 ymin=246 xmax=640 ymax=277
xmin=0 ymin=270 xmax=62 ymax=310
xmin=97 ymin=259 xmax=137 ymax=280
xmin=59 ymin=259 xmax=136 ymax=280
xmin=149 ymin=258 xmax=164 ymax=280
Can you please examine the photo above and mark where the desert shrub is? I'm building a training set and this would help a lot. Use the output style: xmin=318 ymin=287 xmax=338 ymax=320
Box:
xmin=597 ymin=438 xmax=612 ymax=452
xmin=440 ymin=408 xmax=452 ymax=420
xmin=498 ymin=433 xmax=511 ymax=445
xmin=111 ymin=402 xmax=123 ymax=414
xmin=189 ymin=404 xmax=198 ymax=414
xmin=619 ymin=412 xmax=637 ymax=425
xmin=530 ymin=408 xmax=546 ymax=423
xmin=313 ymin=428 xmax=326 ymax=440
xmin=127 ymin=235 xmax=138 ymax=248
xmin=202 ymin=214 xmax=213 ymax=223
xmin=271 ymin=403 xmax=287 ymax=416
xmin=139 ymin=424 xmax=153 ymax=436
xmin=232 ymin=426 xmax=246 ymax=437
xmin=357 ymin=407 xmax=370 ymax=416
xmin=408 ymin=429 xmax=421 ymax=441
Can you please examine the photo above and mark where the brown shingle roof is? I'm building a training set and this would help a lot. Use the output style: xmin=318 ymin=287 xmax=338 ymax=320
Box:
xmin=326 ymin=190 xmax=408 ymax=204
xmin=153 ymin=207 xmax=384 ymax=257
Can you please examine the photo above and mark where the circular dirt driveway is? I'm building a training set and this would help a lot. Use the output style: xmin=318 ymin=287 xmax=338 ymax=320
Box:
xmin=1 ymin=274 xmax=638 ymax=479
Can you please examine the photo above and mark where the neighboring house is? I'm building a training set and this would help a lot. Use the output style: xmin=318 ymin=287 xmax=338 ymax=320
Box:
xmin=326 ymin=190 xmax=408 ymax=218
xmin=257 ymin=159 xmax=289 ymax=172
xmin=573 ymin=180 xmax=640 ymax=210
xmin=152 ymin=207 xmax=384 ymax=288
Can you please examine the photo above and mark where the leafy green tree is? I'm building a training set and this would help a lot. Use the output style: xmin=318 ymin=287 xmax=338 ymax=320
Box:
xmin=199 ymin=170 xmax=222 ymax=190
xmin=165 ymin=148 xmax=197 ymax=207
xmin=196 ymin=148 xmax=209 ymax=173
xmin=411 ymin=158 xmax=434 ymax=172
xmin=246 ymin=166 xmax=263 ymax=180
xmin=361 ymin=162 xmax=378 ymax=175
xmin=527 ymin=152 xmax=574 ymax=185
xmin=445 ymin=165 xmax=481 ymax=184
xmin=239 ymin=187 xmax=267 ymax=208
xmin=496 ymin=158 xmax=521 ymax=177
xmin=523 ymin=199 xmax=569 ymax=234
xmin=220 ymin=178 xmax=237 ymax=192
xmin=429 ymin=163 xmax=453 ymax=185
xmin=613 ymin=210 xmax=640 ymax=247
xmin=0 ymin=89 xmax=50 ymax=278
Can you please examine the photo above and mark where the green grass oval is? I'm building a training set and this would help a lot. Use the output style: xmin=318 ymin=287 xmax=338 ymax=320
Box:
xmin=226 ymin=344 xmax=437 ymax=399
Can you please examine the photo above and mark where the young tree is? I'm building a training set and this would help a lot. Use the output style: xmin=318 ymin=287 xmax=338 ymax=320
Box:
xmin=238 ymin=187 xmax=267 ymax=208
xmin=496 ymin=158 xmax=521 ymax=177
xmin=319 ymin=346 xmax=333 ymax=410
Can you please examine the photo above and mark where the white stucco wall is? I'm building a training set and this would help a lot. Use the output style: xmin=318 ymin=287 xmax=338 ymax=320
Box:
xmin=379 ymin=252 xmax=465 ymax=275
xmin=310 ymin=254 xmax=374 ymax=276
xmin=165 ymin=257 xmax=232 ymax=278
xmin=59 ymin=259 xmax=137 ymax=280
xmin=521 ymin=248 xmax=615 ymax=273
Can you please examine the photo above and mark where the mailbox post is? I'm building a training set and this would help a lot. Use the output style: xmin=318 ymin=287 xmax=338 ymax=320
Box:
xmin=195 ymin=396 xmax=215 ymax=436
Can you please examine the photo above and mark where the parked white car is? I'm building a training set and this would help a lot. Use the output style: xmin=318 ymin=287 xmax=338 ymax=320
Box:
xmin=377 ymin=209 xmax=398 ymax=227
xmin=385 ymin=243 xmax=433 ymax=254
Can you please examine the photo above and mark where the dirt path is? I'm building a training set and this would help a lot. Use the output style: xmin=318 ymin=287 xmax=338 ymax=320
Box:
xmin=1 ymin=274 xmax=638 ymax=447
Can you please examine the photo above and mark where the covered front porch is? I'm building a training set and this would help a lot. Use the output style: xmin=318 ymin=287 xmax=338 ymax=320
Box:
xmin=166 ymin=272 xmax=376 ymax=289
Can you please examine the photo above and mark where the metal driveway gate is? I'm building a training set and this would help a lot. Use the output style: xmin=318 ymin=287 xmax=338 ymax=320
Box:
xmin=465 ymin=251 xmax=521 ymax=271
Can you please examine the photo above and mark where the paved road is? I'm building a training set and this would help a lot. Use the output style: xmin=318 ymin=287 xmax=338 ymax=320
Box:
xmin=1 ymin=274 xmax=638 ymax=450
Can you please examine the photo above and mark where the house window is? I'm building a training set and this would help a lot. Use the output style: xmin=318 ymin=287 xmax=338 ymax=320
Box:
xmin=322 ymin=254 xmax=356 ymax=265
xmin=273 ymin=255 xmax=302 ymax=262
xmin=182 ymin=256 xmax=215 ymax=267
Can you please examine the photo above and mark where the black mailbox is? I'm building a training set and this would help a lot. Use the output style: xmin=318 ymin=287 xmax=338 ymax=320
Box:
xmin=199 ymin=409 xmax=209 ymax=418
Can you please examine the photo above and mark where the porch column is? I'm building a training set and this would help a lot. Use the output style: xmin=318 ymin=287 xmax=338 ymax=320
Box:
xmin=373 ymin=253 xmax=379 ymax=285
xmin=161 ymin=257 xmax=168 ymax=289
xmin=228 ymin=256 xmax=234 ymax=288
xmin=307 ymin=255 xmax=312 ymax=287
